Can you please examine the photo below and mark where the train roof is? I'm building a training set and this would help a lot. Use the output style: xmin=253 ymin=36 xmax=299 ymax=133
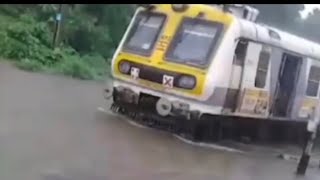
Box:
xmin=142 ymin=4 xmax=320 ymax=60
xmin=206 ymin=4 xmax=320 ymax=60
xmin=237 ymin=17 xmax=320 ymax=60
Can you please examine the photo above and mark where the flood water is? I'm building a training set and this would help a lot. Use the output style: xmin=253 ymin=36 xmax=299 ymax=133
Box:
xmin=0 ymin=62 xmax=319 ymax=180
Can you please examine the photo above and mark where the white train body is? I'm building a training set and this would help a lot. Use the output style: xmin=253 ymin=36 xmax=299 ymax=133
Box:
xmin=109 ymin=4 xmax=320 ymax=125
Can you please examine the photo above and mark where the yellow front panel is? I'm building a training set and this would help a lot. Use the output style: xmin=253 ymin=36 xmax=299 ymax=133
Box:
xmin=113 ymin=4 xmax=234 ymax=97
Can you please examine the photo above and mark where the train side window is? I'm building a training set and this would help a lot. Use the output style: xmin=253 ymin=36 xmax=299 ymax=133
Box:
xmin=255 ymin=46 xmax=271 ymax=88
xmin=306 ymin=66 xmax=320 ymax=97
xmin=234 ymin=40 xmax=248 ymax=66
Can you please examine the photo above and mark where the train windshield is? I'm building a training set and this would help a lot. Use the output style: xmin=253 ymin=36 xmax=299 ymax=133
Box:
xmin=122 ymin=11 xmax=166 ymax=56
xmin=166 ymin=18 xmax=223 ymax=67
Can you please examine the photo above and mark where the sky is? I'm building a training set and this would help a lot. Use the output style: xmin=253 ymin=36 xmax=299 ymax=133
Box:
xmin=300 ymin=4 xmax=320 ymax=19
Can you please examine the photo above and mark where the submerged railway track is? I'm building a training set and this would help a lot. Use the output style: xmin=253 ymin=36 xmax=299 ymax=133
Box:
xmin=110 ymin=101 xmax=309 ymax=147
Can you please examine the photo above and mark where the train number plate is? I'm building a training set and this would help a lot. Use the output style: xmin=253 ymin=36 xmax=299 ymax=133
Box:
xmin=130 ymin=67 xmax=140 ymax=80
xmin=162 ymin=75 xmax=174 ymax=88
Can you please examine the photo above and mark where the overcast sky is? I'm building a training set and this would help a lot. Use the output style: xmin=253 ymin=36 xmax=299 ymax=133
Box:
xmin=300 ymin=4 xmax=320 ymax=19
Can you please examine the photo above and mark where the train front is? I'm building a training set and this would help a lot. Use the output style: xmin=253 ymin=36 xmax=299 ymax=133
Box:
xmin=106 ymin=4 xmax=233 ymax=131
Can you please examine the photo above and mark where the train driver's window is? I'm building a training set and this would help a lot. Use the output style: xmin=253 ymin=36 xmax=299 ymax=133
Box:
xmin=306 ymin=66 xmax=320 ymax=97
xmin=234 ymin=39 xmax=248 ymax=66
xmin=255 ymin=46 xmax=271 ymax=88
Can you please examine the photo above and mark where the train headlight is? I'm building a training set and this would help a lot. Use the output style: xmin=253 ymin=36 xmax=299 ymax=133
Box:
xmin=178 ymin=75 xmax=196 ymax=89
xmin=172 ymin=4 xmax=188 ymax=12
xmin=119 ymin=61 xmax=131 ymax=74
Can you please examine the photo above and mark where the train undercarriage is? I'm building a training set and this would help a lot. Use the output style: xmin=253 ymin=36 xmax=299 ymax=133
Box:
xmin=108 ymin=87 xmax=309 ymax=146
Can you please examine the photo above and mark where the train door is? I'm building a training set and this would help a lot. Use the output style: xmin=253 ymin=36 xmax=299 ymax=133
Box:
xmin=224 ymin=39 xmax=248 ymax=112
xmin=295 ymin=62 xmax=320 ymax=119
xmin=236 ymin=41 xmax=271 ymax=116
xmin=270 ymin=53 xmax=302 ymax=117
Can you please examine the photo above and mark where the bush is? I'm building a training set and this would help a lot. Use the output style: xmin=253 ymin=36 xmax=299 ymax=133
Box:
xmin=15 ymin=58 xmax=44 ymax=71
xmin=0 ymin=5 xmax=135 ymax=80
xmin=1 ymin=15 xmax=56 ymax=65
xmin=81 ymin=53 xmax=109 ymax=77
xmin=45 ymin=51 xmax=108 ymax=81
xmin=0 ymin=20 xmax=108 ymax=81
xmin=54 ymin=55 xmax=97 ymax=80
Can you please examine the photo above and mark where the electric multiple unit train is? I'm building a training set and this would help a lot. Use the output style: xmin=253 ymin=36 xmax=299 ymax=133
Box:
xmin=105 ymin=4 xmax=320 ymax=144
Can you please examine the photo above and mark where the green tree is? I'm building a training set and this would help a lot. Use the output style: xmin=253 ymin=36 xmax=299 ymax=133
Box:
xmin=61 ymin=4 xmax=134 ymax=58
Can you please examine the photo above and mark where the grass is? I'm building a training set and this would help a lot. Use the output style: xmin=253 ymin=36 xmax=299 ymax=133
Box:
xmin=13 ymin=55 xmax=109 ymax=81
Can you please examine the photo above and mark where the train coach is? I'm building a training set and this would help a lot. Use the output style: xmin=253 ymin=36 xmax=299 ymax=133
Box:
xmin=105 ymin=4 xmax=320 ymax=144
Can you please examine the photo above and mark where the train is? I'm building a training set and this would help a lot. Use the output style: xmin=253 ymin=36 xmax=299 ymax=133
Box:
xmin=105 ymin=4 xmax=320 ymax=145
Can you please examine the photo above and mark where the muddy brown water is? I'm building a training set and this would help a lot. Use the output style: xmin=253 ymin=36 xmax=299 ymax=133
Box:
xmin=0 ymin=62 xmax=319 ymax=180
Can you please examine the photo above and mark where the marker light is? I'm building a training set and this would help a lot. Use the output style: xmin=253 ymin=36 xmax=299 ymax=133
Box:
xmin=138 ymin=4 xmax=156 ymax=11
xmin=172 ymin=4 xmax=189 ymax=12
